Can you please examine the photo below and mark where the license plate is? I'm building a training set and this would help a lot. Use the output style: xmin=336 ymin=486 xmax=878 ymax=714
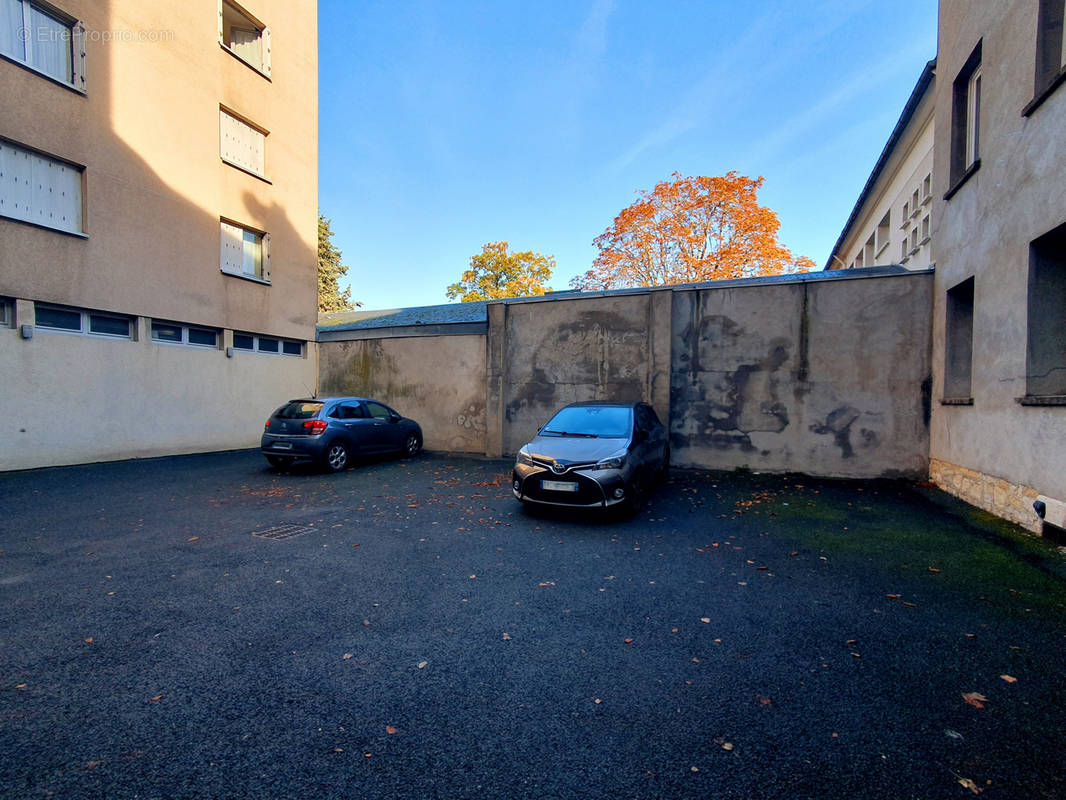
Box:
xmin=541 ymin=479 xmax=578 ymax=492
xmin=272 ymin=442 xmax=293 ymax=450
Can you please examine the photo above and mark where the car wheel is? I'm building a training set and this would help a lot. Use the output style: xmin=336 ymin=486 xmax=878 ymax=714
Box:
xmin=659 ymin=445 xmax=671 ymax=482
xmin=323 ymin=441 xmax=350 ymax=472
xmin=265 ymin=455 xmax=294 ymax=469
xmin=403 ymin=432 xmax=423 ymax=457
xmin=625 ymin=470 xmax=647 ymax=516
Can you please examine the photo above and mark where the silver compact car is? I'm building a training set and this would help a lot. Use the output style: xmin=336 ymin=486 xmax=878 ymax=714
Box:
xmin=512 ymin=402 xmax=669 ymax=513
xmin=261 ymin=397 xmax=422 ymax=472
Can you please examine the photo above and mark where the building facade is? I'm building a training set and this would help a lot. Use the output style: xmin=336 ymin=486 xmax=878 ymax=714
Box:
xmin=827 ymin=60 xmax=937 ymax=272
xmin=0 ymin=0 xmax=318 ymax=470
xmin=929 ymin=0 xmax=1066 ymax=531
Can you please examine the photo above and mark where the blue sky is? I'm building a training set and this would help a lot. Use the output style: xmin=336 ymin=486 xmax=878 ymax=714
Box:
xmin=318 ymin=0 xmax=939 ymax=311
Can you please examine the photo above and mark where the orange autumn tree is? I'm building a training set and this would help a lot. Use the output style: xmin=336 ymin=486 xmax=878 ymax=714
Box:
xmin=571 ymin=172 xmax=815 ymax=290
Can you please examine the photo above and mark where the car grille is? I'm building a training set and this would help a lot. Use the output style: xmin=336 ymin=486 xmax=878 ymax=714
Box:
xmin=521 ymin=469 xmax=606 ymax=506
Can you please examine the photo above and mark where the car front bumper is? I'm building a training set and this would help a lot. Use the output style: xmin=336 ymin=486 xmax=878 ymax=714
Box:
xmin=511 ymin=463 xmax=629 ymax=508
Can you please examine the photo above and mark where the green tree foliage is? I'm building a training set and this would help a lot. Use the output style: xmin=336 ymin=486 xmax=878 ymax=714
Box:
xmin=318 ymin=212 xmax=359 ymax=312
xmin=446 ymin=241 xmax=555 ymax=302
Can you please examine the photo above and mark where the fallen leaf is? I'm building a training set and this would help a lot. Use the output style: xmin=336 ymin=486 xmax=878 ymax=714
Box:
xmin=84 ymin=637 xmax=94 ymax=644
xmin=417 ymin=661 xmax=428 ymax=669
xmin=962 ymin=692 xmax=987 ymax=709
xmin=757 ymin=696 xmax=772 ymax=706
xmin=334 ymin=748 xmax=344 ymax=753
xmin=885 ymin=594 xmax=900 ymax=600
xmin=957 ymin=776 xmax=983 ymax=794
xmin=928 ymin=567 xmax=940 ymax=573
xmin=188 ymin=536 xmax=199 ymax=542
xmin=594 ymin=698 xmax=602 ymax=704
xmin=502 ymin=632 xmax=512 ymax=640
xmin=149 ymin=695 xmax=163 ymax=703
xmin=624 ymin=638 xmax=634 ymax=644
xmin=15 ymin=684 xmax=27 ymax=690
xmin=343 ymin=653 xmax=353 ymax=660
xmin=385 ymin=725 xmax=397 ymax=735
xmin=722 ymin=742 xmax=734 ymax=751
xmin=86 ymin=760 xmax=102 ymax=768
xmin=700 ymin=617 xmax=711 ymax=624
xmin=1000 ymin=674 xmax=1017 ymax=684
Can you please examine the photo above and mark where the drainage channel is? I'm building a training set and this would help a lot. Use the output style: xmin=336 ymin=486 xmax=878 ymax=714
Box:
xmin=252 ymin=524 xmax=314 ymax=541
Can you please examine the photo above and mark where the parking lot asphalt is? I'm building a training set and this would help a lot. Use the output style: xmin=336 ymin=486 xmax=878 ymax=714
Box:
xmin=2 ymin=450 xmax=1066 ymax=800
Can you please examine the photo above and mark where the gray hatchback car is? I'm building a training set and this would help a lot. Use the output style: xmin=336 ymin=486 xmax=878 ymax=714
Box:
xmin=511 ymin=401 xmax=669 ymax=513
xmin=261 ymin=397 xmax=422 ymax=471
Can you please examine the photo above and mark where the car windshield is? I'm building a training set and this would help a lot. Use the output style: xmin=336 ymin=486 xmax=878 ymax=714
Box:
xmin=274 ymin=401 xmax=323 ymax=419
xmin=541 ymin=405 xmax=632 ymax=438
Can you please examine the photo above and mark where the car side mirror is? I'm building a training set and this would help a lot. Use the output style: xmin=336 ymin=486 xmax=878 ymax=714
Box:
xmin=390 ymin=413 xmax=401 ymax=423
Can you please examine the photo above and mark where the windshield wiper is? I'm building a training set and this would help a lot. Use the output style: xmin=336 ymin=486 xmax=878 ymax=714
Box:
xmin=542 ymin=430 xmax=597 ymax=438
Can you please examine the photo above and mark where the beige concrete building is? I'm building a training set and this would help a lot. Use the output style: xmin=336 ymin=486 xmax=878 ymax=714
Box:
xmin=0 ymin=0 xmax=318 ymax=470
xmin=827 ymin=60 xmax=937 ymax=272
xmin=929 ymin=0 xmax=1066 ymax=532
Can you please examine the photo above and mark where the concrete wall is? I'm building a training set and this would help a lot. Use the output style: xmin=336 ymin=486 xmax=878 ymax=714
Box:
xmin=670 ymin=274 xmax=932 ymax=477
xmin=318 ymin=335 xmax=488 ymax=454
xmin=0 ymin=315 xmax=316 ymax=471
xmin=930 ymin=0 xmax=1066 ymax=530
xmin=323 ymin=270 xmax=933 ymax=481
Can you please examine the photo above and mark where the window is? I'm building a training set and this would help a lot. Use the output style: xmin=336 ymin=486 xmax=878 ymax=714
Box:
xmin=1025 ymin=221 xmax=1066 ymax=399
xmin=329 ymin=403 xmax=365 ymax=420
xmin=218 ymin=0 xmax=271 ymax=77
xmin=220 ymin=108 xmax=266 ymax=178
xmin=944 ymin=278 xmax=975 ymax=401
xmin=220 ymin=220 xmax=270 ymax=281
xmin=902 ymin=200 xmax=909 ymax=223
xmin=365 ymin=402 xmax=394 ymax=420
xmin=911 ymin=189 xmax=921 ymax=217
xmin=0 ymin=296 xmax=10 ymax=327
xmin=910 ymin=227 xmax=920 ymax=254
xmin=876 ymin=212 xmax=891 ymax=255
xmin=922 ymin=174 xmax=932 ymax=202
xmin=151 ymin=320 xmax=220 ymax=348
xmin=901 ymin=239 xmax=909 ymax=262
xmin=920 ymin=215 xmax=931 ymax=244
xmin=1033 ymin=0 xmax=1066 ymax=102
xmin=35 ymin=304 xmax=131 ymax=338
xmin=232 ymin=331 xmax=302 ymax=356
xmin=0 ymin=0 xmax=85 ymax=89
xmin=0 ymin=139 xmax=83 ymax=234
xmin=948 ymin=41 xmax=982 ymax=195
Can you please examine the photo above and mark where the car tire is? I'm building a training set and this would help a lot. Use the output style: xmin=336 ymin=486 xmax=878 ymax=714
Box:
xmin=323 ymin=441 xmax=350 ymax=472
xmin=266 ymin=455 xmax=294 ymax=469
xmin=403 ymin=432 xmax=423 ymax=457
xmin=625 ymin=470 xmax=647 ymax=516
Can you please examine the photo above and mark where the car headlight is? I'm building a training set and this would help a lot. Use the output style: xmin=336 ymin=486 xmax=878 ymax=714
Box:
xmin=595 ymin=453 xmax=626 ymax=470
xmin=516 ymin=448 xmax=534 ymax=466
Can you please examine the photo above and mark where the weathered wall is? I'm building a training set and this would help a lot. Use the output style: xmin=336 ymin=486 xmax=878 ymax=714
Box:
xmin=318 ymin=335 xmax=487 ymax=453
xmin=671 ymin=274 xmax=933 ymax=478
xmin=931 ymin=0 xmax=1066 ymax=531
xmin=320 ymin=271 xmax=933 ymax=480
xmin=494 ymin=292 xmax=673 ymax=454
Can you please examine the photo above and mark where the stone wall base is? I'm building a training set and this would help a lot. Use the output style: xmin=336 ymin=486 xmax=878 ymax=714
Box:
xmin=929 ymin=459 xmax=1041 ymax=533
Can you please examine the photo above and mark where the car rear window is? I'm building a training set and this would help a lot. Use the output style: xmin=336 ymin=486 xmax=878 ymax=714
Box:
xmin=274 ymin=401 xmax=323 ymax=419
xmin=542 ymin=405 xmax=632 ymax=438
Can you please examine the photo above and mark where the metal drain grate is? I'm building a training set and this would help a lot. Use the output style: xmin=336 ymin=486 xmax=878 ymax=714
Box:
xmin=252 ymin=524 xmax=313 ymax=541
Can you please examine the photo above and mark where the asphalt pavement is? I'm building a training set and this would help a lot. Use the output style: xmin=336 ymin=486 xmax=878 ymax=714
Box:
xmin=1 ymin=450 xmax=1065 ymax=799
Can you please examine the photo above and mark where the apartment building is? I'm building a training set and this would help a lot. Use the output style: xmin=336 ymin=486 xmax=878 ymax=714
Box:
xmin=929 ymin=0 xmax=1066 ymax=531
xmin=826 ymin=60 xmax=937 ymax=272
xmin=0 ymin=0 xmax=318 ymax=470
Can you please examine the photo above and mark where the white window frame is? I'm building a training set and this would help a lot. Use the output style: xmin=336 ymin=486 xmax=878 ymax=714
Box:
xmin=231 ymin=331 xmax=302 ymax=356
xmin=150 ymin=320 xmax=220 ymax=349
xmin=0 ymin=0 xmax=85 ymax=91
xmin=220 ymin=219 xmax=270 ymax=283
xmin=219 ymin=107 xmax=268 ymax=179
xmin=34 ymin=303 xmax=132 ymax=339
xmin=218 ymin=0 xmax=271 ymax=78
xmin=965 ymin=65 xmax=982 ymax=170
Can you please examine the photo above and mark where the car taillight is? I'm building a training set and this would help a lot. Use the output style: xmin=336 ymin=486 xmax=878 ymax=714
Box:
xmin=303 ymin=420 xmax=328 ymax=434
xmin=264 ymin=420 xmax=271 ymax=430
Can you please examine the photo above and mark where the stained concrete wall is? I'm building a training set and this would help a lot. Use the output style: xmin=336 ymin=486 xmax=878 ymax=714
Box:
xmin=670 ymin=273 xmax=933 ymax=478
xmin=318 ymin=335 xmax=487 ymax=453
xmin=324 ymin=270 xmax=933 ymax=481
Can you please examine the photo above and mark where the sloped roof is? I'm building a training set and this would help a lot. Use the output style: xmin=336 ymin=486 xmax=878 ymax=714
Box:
xmin=318 ymin=301 xmax=489 ymax=333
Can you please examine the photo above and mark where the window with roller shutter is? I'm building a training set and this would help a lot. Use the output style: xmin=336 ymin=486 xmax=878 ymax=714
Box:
xmin=219 ymin=107 xmax=267 ymax=179
xmin=0 ymin=138 xmax=83 ymax=234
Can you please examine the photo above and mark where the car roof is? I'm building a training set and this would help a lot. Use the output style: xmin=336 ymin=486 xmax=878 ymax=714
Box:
xmin=559 ymin=401 xmax=639 ymax=408
xmin=284 ymin=397 xmax=378 ymax=405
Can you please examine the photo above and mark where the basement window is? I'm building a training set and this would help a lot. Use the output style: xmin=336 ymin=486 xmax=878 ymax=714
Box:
xmin=1024 ymin=221 xmax=1066 ymax=401
xmin=151 ymin=320 xmax=220 ymax=348
xmin=943 ymin=277 xmax=975 ymax=402
xmin=35 ymin=303 xmax=132 ymax=339
xmin=232 ymin=331 xmax=302 ymax=356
